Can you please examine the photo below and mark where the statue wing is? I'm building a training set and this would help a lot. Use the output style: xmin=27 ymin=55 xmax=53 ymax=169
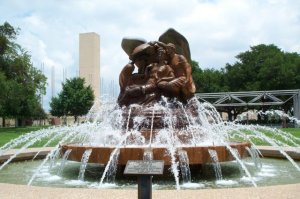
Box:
xmin=121 ymin=37 xmax=147 ymax=56
xmin=158 ymin=28 xmax=191 ymax=64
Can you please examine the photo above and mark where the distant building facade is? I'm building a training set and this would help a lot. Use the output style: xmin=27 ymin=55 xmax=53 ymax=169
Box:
xmin=79 ymin=32 xmax=100 ymax=99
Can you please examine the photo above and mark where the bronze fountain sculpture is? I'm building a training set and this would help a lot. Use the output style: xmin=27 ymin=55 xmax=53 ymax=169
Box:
xmin=118 ymin=29 xmax=195 ymax=106
xmin=61 ymin=28 xmax=250 ymax=180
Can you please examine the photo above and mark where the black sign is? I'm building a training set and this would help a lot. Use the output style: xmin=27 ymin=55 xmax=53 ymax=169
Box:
xmin=124 ymin=160 xmax=164 ymax=175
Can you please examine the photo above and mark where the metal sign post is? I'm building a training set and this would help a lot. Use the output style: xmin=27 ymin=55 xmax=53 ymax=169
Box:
xmin=124 ymin=160 xmax=164 ymax=199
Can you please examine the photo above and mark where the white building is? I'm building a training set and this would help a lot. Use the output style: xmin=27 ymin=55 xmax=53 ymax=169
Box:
xmin=79 ymin=32 xmax=100 ymax=99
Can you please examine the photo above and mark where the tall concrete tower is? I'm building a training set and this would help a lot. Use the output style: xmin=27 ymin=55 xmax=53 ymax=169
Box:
xmin=79 ymin=32 xmax=100 ymax=99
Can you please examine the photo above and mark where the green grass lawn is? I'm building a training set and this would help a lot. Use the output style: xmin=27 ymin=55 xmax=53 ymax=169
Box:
xmin=246 ymin=127 xmax=300 ymax=146
xmin=281 ymin=128 xmax=300 ymax=136
xmin=0 ymin=126 xmax=48 ymax=147
xmin=0 ymin=126 xmax=299 ymax=148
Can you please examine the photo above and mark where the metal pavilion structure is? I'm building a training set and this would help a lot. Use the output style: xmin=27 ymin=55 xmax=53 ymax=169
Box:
xmin=195 ymin=89 xmax=300 ymax=121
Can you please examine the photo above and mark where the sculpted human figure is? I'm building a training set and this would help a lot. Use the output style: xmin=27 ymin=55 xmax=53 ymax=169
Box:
xmin=118 ymin=28 xmax=196 ymax=107
xmin=117 ymin=43 xmax=160 ymax=106
xmin=118 ymin=61 xmax=135 ymax=93
xmin=153 ymin=42 xmax=196 ymax=102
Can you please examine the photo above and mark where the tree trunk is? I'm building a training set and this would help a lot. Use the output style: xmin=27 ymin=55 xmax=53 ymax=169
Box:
xmin=16 ymin=118 xmax=25 ymax=127
xmin=281 ymin=108 xmax=288 ymax=128
xmin=227 ymin=108 xmax=233 ymax=121
xmin=281 ymin=117 xmax=287 ymax=128
xmin=2 ymin=117 xmax=5 ymax=127
xmin=233 ymin=109 xmax=237 ymax=121
xmin=16 ymin=118 xmax=19 ymax=127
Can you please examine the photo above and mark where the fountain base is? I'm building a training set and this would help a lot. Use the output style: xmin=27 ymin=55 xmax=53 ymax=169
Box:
xmin=61 ymin=142 xmax=250 ymax=166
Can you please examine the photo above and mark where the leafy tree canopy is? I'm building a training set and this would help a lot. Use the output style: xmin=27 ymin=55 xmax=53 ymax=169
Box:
xmin=0 ymin=22 xmax=47 ymax=125
xmin=50 ymin=77 xmax=95 ymax=122
xmin=191 ymin=44 xmax=300 ymax=118
xmin=192 ymin=44 xmax=300 ymax=93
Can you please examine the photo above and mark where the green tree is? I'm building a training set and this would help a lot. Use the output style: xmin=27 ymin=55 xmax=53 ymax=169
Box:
xmin=199 ymin=69 xmax=226 ymax=92
xmin=0 ymin=22 xmax=47 ymax=127
xmin=191 ymin=60 xmax=227 ymax=93
xmin=49 ymin=97 xmax=64 ymax=118
xmin=190 ymin=44 xmax=300 ymax=121
xmin=191 ymin=60 xmax=202 ymax=91
xmin=50 ymin=77 xmax=95 ymax=122
xmin=223 ymin=44 xmax=300 ymax=91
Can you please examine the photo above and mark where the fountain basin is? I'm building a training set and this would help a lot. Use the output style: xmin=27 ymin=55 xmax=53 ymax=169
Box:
xmin=1 ymin=155 xmax=300 ymax=190
xmin=61 ymin=142 xmax=250 ymax=165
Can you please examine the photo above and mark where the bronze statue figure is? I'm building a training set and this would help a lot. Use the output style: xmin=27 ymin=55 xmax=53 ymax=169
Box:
xmin=117 ymin=28 xmax=196 ymax=107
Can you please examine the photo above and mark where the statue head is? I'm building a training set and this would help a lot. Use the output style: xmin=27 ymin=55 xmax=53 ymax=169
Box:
xmin=130 ymin=43 xmax=155 ymax=61
xmin=166 ymin=43 xmax=176 ymax=57
xmin=130 ymin=43 xmax=158 ymax=73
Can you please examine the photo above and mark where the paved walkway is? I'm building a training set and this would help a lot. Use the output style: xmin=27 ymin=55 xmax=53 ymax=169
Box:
xmin=0 ymin=183 xmax=299 ymax=199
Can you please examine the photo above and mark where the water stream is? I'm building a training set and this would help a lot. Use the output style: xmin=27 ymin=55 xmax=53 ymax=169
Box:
xmin=246 ymin=146 xmax=262 ymax=169
xmin=57 ymin=149 xmax=72 ymax=175
xmin=178 ymin=150 xmax=191 ymax=183
xmin=208 ymin=149 xmax=223 ymax=180
xmin=78 ymin=149 xmax=93 ymax=181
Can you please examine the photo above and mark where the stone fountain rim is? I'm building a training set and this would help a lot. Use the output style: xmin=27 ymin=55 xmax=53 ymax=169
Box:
xmin=1 ymin=145 xmax=299 ymax=163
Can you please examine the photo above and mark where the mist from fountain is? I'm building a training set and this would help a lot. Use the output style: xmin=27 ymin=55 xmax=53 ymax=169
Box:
xmin=0 ymin=97 xmax=299 ymax=189
xmin=257 ymin=110 xmax=300 ymax=126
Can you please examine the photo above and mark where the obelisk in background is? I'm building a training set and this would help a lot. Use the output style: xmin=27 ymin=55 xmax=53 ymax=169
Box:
xmin=79 ymin=32 xmax=100 ymax=99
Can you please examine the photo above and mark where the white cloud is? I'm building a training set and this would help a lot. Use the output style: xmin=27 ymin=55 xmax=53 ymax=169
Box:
xmin=1 ymin=0 xmax=300 ymax=111
xmin=23 ymin=14 xmax=45 ymax=28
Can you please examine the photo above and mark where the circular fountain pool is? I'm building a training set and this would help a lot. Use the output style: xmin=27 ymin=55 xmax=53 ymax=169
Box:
xmin=0 ymin=158 xmax=299 ymax=189
xmin=0 ymin=99 xmax=299 ymax=190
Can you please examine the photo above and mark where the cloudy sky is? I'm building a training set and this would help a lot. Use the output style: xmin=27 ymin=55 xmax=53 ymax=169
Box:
xmin=1 ymin=0 xmax=300 ymax=111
